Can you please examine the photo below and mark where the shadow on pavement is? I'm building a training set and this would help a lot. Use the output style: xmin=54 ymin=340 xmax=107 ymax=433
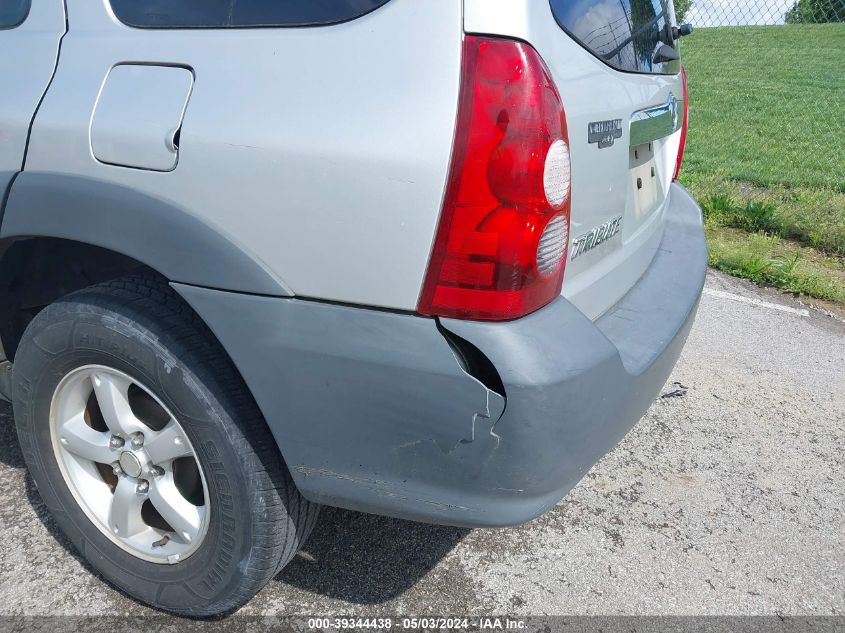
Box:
xmin=277 ymin=505 xmax=469 ymax=604
xmin=0 ymin=400 xmax=24 ymax=469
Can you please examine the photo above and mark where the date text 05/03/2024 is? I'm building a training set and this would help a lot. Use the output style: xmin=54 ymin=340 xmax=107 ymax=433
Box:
xmin=306 ymin=617 xmax=527 ymax=630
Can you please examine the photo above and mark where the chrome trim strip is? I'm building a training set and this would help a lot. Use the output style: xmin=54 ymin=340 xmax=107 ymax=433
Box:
xmin=630 ymin=93 xmax=682 ymax=146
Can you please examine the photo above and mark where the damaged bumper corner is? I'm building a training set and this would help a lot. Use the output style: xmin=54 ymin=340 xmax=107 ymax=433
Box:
xmin=176 ymin=183 xmax=706 ymax=528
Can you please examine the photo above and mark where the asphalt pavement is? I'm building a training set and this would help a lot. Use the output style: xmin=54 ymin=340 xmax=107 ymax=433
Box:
xmin=0 ymin=270 xmax=842 ymax=618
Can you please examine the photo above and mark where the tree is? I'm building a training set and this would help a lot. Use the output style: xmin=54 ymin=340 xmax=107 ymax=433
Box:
xmin=674 ymin=0 xmax=693 ymax=22
xmin=631 ymin=0 xmax=660 ymax=67
xmin=785 ymin=0 xmax=845 ymax=23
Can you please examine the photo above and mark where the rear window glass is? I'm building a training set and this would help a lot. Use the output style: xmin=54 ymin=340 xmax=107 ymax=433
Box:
xmin=0 ymin=0 xmax=30 ymax=28
xmin=550 ymin=0 xmax=680 ymax=74
xmin=109 ymin=0 xmax=392 ymax=28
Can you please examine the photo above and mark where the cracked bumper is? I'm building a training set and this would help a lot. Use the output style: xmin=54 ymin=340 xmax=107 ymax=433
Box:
xmin=176 ymin=184 xmax=706 ymax=528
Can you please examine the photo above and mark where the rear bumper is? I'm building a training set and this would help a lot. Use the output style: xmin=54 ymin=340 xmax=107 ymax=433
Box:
xmin=176 ymin=183 xmax=706 ymax=527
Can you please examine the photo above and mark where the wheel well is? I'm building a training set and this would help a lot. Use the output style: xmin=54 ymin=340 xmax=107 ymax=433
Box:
xmin=0 ymin=237 xmax=151 ymax=361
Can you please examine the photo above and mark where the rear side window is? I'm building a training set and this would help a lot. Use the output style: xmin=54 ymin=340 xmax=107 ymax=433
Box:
xmin=550 ymin=0 xmax=680 ymax=74
xmin=109 ymin=0 xmax=392 ymax=28
xmin=0 ymin=0 xmax=30 ymax=28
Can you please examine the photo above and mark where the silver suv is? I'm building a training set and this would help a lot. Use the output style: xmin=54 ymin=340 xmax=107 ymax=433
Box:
xmin=0 ymin=0 xmax=705 ymax=616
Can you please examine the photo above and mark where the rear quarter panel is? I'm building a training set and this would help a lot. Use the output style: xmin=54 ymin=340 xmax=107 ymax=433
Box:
xmin=22 ymin=0 xmax=462 ymax=309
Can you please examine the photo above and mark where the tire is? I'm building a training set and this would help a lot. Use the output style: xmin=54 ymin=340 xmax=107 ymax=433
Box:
xmin=12 ymin=274 xmax=319 ymax=616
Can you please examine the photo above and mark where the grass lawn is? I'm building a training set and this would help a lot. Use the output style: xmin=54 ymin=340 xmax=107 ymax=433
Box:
xmin=679 ymin=24 xmax=845 ymax=303
xmin=706 ymin=227 xmax=845 ymax=304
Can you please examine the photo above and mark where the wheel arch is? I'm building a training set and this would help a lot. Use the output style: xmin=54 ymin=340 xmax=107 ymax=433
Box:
xmin=0 ymin=240 xmax=303 ymax=493
xmin=0 ymin=172 xmax=292 ymax=298
xmin=0 ymin=172 xmax=293 ymax=360
xmin=0 ymin=172 xmax=292 ymax=359
xmin=0 ymin=237 xmax=151 ymax=363
xmin=0 ymin=244 xmax=302 ymax=489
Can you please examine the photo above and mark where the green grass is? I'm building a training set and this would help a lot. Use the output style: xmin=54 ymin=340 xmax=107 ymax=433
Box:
xmin=681 ymin=24 xmax=845 ymax=192
xmin=706 ymin=228 xmax=845 ymax=304
xmin=679 ymin=24 xmax=845 ymax=303
xmin=695 ymin=184 xmax=845 ymax=256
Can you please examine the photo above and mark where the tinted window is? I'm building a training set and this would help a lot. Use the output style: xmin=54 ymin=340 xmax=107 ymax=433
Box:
xmin=0 ymin=0 xmax=30 ymax=28
xmin=550 ymin=0 xmax=680 ymax=74
xmin=110 ymin=0 xmax=392 ymax=28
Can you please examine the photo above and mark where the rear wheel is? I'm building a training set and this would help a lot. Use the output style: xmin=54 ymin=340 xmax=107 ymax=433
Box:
xmin=12 ymin=274 xmax=318 ymax=616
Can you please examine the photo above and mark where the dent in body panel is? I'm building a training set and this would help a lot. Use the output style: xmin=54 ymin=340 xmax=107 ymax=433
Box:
xmin=176 ymin=184 xmax=705 ymax=527
xmin=172 ymin=283 xmax=511 ymax=514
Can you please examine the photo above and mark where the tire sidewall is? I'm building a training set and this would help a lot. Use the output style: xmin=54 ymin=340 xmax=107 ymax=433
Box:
xmin=13 ymin=297 xmax=259 ymax=613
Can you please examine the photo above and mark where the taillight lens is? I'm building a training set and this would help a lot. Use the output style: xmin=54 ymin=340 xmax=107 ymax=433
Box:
xmin=418 ymin=36 xmax=572 ymax=321
xmin=674 ymin=66 xmax=689 ymax=181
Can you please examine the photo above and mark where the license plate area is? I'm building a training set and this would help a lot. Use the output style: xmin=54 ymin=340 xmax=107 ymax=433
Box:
xmin=629 ymin=142 xmax=661 ymax=229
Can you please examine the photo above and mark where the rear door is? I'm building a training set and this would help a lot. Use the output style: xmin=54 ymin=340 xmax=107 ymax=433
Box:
xmin=465 ymin=0 xmax=686 ymax=320
xmin=0 ymin=0 xmax=65 ymax=193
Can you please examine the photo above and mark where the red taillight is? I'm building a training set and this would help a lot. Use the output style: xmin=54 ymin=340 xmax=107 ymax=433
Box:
xmin=674 ymin=66 xmax=689 ymax=181
xmin=418 ymin=36 xmax=572 ymax=321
